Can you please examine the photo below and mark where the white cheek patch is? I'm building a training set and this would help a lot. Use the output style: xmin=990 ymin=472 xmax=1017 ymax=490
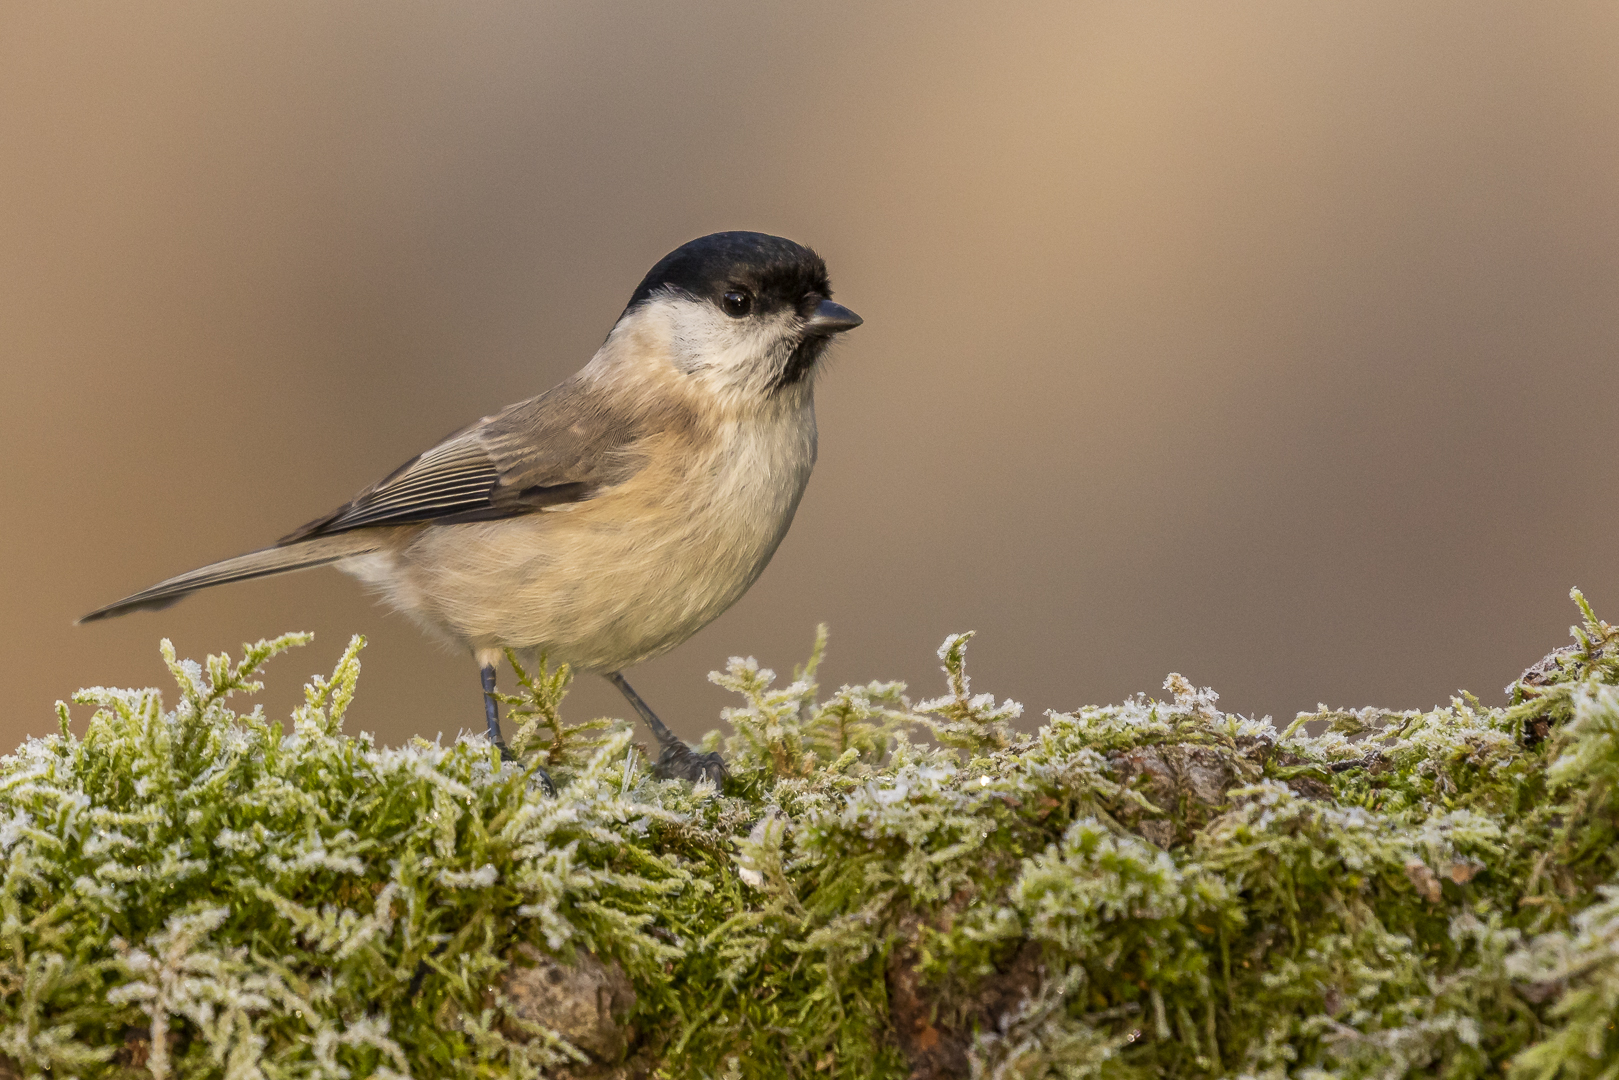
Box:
xmin=644 ymin=294 xmax=799 ymax=393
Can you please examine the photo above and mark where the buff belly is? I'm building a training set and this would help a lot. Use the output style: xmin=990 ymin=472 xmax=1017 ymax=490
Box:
xmin=339 ymin=409 xmax=816 ymax=672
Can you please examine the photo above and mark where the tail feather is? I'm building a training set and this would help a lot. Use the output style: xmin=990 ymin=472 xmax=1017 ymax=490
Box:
xmin=78 ymin=534 xmax=383 ymax=623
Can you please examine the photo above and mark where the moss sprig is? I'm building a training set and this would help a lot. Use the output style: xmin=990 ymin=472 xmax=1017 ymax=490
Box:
xmin=6 ymin=593 xmax=1619 ymax=1077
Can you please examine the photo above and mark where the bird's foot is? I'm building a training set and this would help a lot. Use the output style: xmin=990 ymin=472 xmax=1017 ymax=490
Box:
xmin=486 ymin=731 xmax=557 ymax=795
xmin=482 ymin=659 xmax=556 ymax=795
xmin=528 ymin=763 xmax=557 ymax=796
xmin=605 ymin=670 xmax=728 ymax=786
xmin=653 ymin=743 xmax=728 ymax=784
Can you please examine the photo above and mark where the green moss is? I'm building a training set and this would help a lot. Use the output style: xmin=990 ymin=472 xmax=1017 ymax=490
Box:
xmin=6 ymin=591 xmax=1619 ymax=1078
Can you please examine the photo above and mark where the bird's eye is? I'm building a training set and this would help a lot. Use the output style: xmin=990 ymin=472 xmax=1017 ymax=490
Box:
xmin=721 ymin=290 xmax=752 ymax=318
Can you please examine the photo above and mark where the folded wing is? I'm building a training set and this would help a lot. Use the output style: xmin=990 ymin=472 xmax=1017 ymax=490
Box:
xmin=80 ymin=378 xmax=656 ymax=623
xmin=280 ymin=378 xmax=649 ymax=542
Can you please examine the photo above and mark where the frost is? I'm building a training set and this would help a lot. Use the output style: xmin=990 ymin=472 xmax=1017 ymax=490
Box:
xmin=439 ymin=864 xmax=499 ymax=889
xmin=0 ymin=633 xmax=678 ymax=1080
xmin=7 ymin=592 xmax=1619 ymax=1077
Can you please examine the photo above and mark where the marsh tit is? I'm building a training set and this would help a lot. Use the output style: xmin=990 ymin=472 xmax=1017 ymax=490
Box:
xmin=81 ymin=231 xmax=863 ymax=785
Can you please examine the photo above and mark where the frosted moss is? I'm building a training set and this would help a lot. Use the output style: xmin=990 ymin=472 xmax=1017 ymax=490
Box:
xmin=4 ymin=590 xmax=1619 ymax=1078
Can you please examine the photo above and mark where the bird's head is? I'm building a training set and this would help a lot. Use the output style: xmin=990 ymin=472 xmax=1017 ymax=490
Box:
xmin=609 ymin=231 xmax=862 ymax=409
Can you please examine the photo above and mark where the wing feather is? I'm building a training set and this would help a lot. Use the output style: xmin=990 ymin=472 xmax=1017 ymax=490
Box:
xmin=279 ymin=378 xmax=652 ymax=544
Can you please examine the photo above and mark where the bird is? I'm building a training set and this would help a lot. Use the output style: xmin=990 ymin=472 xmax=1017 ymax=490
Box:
xmin=80 ymin=230 xmax=862 ymax=786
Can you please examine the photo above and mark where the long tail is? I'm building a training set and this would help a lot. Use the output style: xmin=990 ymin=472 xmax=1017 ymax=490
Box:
xmin=78 ymin=533 xmax=383 ymax=623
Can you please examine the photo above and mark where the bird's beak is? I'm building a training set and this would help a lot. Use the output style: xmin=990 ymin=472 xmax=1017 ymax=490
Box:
xmin=802 ymin=299 xmax=863 ymax=337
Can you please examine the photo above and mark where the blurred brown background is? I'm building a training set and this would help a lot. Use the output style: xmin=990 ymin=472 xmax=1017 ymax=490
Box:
xmin=5 ymin=2 xmax=1618 ymax=750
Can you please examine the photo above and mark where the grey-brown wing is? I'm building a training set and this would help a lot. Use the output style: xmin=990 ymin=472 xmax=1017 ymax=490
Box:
xmin=279 ymin=379 xmax=648 ymax=543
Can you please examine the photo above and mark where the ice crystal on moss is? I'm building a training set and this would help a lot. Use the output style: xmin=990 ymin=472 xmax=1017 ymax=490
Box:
xmin=917 ymin=632 xmax=1023 ymax=758
xmin=8 ymin=601 xmax=1619 ymax=1078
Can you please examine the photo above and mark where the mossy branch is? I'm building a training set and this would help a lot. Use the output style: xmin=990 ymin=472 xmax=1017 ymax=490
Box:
xmin=7 ymin=596 xmax=1619 ymax=1078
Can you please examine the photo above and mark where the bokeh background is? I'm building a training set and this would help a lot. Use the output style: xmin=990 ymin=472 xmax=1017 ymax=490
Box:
xmin=5 ymin=2 xmax=1618 ymax=751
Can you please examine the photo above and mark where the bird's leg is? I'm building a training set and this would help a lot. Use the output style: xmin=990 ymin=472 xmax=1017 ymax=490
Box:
xmin=480 ymin=659 xmax=556 ymax=794
xmin=481 ymin=662 xmax=511 ymax=757
xmin=605 ymin=671 xmax=727 ymax=784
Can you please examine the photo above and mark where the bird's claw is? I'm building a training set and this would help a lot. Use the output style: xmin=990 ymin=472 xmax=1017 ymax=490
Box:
xmin=492 ymin=738 xmax=557 ymax=796
xmin=652 ymin=743 xmax=727 ymax=784
xmin=531 ymin=764 xmax=557 ymax=796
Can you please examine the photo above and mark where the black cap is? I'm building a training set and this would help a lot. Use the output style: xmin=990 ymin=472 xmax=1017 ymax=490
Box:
xmin=624 ymin=231 xmax=833 ymax=318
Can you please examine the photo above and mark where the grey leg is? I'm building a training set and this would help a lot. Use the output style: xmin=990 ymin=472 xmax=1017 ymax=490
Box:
xmin=481 ymin=663 xmax=510 ymax=755
xmin=605 ymin=671 xmax=727 ymax=783
xmin=481 ymin=662 xmax=555 ymax=794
